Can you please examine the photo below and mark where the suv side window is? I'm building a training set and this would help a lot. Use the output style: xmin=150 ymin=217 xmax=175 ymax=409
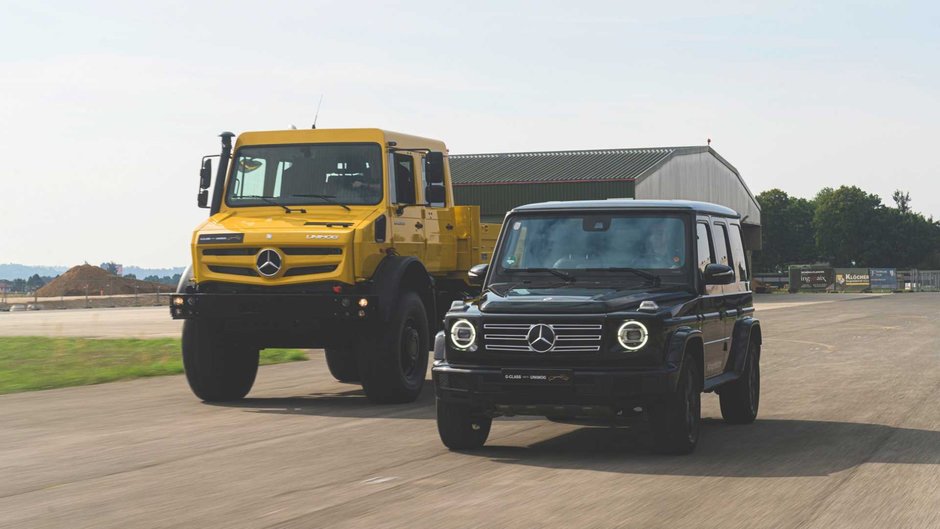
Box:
xmin=696 ymin=222 xmax=714 ymax=272
xmin=711 ymin=222 xmax=730 ymax=267
xmin=729 ymin=224 xmax=749 ymax=281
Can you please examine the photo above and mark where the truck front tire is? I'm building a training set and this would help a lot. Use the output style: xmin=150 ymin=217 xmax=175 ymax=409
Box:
xmin=182 ymin=319 xmax=259 ymax=402
xmin=357 ymin=292 xmax=429 ymax=404
xmin=324 ymin=348 xmax=360 ymax=383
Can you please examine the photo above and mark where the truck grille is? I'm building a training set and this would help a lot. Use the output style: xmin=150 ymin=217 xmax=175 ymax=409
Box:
xmin=482 ymin=323 xmax=603 ymax=353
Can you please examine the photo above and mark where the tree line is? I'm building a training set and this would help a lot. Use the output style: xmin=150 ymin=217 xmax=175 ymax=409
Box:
xmin=753 ymin=186 xmax=940 ymax=273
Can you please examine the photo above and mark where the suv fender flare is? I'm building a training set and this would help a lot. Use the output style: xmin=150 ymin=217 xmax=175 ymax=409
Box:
xmin=665 ymin=327 xmax=704 ymax=391
xmin=370 ymin=255 xmax=437 ymax=329
xmin=726 ymin=318 xmax=761 ymax=375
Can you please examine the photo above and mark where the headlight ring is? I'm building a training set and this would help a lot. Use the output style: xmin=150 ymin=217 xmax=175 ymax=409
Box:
xmin=617 ymin=320 xmax=648 ymax=351
xmin=449 ymin=319 xmax=476 ymax=350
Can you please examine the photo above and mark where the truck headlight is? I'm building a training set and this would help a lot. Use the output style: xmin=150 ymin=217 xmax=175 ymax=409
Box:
xmin=617 ymin=320 xmax=648 ymax=351
xmin=449 ymin=319 xmax=476 ymax=350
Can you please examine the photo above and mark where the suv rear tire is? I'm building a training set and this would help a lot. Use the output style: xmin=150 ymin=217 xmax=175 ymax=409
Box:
xmin=719 ymin=338 xmax=760 ymax=424
xmin=182 ymin=319 xmax=259 ymax=402
xmin=324 ymin=348 xmax=360 ymax=383
xmin=357 ymin=292 xmax=429 ymax=404
xmin=436 ymin=399 xmax=492 ymax=450
xmin=648 ymin=354 xmax=701 ymax=455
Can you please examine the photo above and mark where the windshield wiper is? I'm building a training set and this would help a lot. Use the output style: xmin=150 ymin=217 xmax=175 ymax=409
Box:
xmin=506 ymin=267 xmax=576 ymax=282
xmin=240 ymin=195 xmax=306 ymax=214
xmin=291 ymin=194 xmax=352 ymax=211
xmin=580 ymin=267 xmax=662 ymax=286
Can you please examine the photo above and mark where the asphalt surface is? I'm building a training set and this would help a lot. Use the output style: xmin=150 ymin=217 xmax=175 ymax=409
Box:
xmin=1 ymin=294 xmax=938 ymax=528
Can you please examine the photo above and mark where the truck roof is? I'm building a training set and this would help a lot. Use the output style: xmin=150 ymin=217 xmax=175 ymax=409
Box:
xmin=233 ymin=128 xmax=447 ymax=152
xmin=510 ymin=199 xmax=741 ymax=218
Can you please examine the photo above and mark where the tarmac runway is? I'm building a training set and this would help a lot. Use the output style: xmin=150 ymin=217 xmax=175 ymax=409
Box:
xmin=1 ymin=294 xmax=937 ymax=528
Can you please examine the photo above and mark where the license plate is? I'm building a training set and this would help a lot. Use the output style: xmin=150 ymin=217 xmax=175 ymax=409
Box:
xmin=501 ymin=369 xmax=573 ymax=385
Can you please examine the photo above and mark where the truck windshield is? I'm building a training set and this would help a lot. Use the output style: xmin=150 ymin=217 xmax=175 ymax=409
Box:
xmin=491 ymin=214 xmax=690 ymax=286
xmin=225 ymin=143 xmax=383 ymax=208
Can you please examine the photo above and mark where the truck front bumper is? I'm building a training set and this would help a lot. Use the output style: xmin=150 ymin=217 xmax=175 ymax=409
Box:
xmin=432 ymin=361 xmax=681 ymax=416
xmin=169 ymin=291 xmax=377 ymax=321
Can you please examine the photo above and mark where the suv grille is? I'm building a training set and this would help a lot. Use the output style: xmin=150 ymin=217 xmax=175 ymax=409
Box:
xmin=483 ymin=323 xmax=603 ymax=353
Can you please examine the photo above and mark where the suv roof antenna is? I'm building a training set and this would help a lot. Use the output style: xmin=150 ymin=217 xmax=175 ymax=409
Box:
xmin=312 ymin=94 xmax=323 ymax=129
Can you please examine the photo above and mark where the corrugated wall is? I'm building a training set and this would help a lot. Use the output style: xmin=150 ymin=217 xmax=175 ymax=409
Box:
xmin=454 ymin=180 xmax=636 ymax=223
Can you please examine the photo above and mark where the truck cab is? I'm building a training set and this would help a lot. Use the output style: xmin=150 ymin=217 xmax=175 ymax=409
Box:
xmin=172 ymin=128 xmax=496 ymax=404
xmin=432 ymin=199 xmax=762 ymax=454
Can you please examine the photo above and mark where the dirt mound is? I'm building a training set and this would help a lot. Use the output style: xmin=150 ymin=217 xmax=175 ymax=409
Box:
xmin=36 ymin=264 xmax=170 ymax=297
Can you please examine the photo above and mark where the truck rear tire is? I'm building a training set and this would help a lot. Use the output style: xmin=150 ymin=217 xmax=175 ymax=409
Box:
xmin=719 ymin=338 xmax=760 ymax=424
xmin=324 ymin=348 xmax=360 ymax=383
xmin=436 ymin=398 xmax=492 ymax=450
xmin=647 ymin=354 xmax=701 ymax=455
xmin=182 ymin=319 xmax=259 ymax=402
xmin=357 ymin=292 xmax=429 ymax=404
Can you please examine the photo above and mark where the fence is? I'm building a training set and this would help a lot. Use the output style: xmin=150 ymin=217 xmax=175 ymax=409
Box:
xmin=755 ymin=268 xmax=940 ymax=293
xmin=911 ymin=270 xmax=940 ymax=292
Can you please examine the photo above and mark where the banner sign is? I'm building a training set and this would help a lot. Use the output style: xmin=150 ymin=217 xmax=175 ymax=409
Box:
xmin=789 ymin=266 xmax=834 ymax=292
xmin=869 ymin=268 xmax=897 ymax=290
xmin=834 ymin=268 xmax=870 ymax=292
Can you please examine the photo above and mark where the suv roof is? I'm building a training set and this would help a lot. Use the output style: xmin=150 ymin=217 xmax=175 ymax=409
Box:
xmin=510 ymin=199 xmax=740 ymax=219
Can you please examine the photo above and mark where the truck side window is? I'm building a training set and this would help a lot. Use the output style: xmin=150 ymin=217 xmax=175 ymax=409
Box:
xmin=730 ymin=224 xmax=749 ymax=281
xmin=696 ymin=222 xmax=714 ymax=272
xmin=711 ymin=222 xmax=730 ymax=267
xmin=393 ymin=154 xmax=416 ymax=204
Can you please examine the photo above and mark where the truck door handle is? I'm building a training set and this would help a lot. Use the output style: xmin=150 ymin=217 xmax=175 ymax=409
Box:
xmin=415 ymin=222 xmax=424 ymax=229
xmin=445 ymin=224 xmax=454 ymax=230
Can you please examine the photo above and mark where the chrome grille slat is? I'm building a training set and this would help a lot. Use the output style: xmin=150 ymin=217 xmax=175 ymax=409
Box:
xmin=482 ymin=320 xmax=604 ymax=353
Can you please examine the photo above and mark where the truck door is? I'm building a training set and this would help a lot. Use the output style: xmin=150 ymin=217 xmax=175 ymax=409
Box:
xmin=421 ymin=154 xmax=456 ymax=272
xmin=389 ymin=153 xmax=427 ymax=261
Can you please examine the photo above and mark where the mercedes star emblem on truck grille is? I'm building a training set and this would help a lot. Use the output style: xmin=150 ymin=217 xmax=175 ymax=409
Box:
xmin=256 ymin=248 xmax=282 ymax=277
xmin=526 ymin=324 xmax=556 ymax=353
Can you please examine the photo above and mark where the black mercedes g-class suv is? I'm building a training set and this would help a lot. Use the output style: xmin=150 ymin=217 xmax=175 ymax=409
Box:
xmin=432 ymin=199 xmax=761 ymax=454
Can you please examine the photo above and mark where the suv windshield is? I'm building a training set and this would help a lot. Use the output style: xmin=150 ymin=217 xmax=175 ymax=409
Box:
xmin=225 ymin=143 xmax=383 ymax=207
xmin=491 ymin=213 xmax=691 ymax=287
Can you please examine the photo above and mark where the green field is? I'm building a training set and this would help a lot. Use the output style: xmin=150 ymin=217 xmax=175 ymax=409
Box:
xmin=0 ymin=337 xmax=307 ymax=394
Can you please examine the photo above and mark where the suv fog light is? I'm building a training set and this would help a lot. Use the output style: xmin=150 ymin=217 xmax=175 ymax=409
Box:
xmin=617 ymin=320 xmax=648 ymax=351
xmin=449 ymin=319 xmax=476 ymax=350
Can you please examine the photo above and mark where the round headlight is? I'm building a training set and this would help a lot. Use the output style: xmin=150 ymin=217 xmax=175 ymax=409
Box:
xmin=617 ymin=320 xmax=648 ymax=351
xmin=449 ymin=319 xmax=476 ymax=350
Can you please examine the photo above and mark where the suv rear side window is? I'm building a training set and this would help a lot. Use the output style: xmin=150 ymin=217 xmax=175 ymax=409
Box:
xmin=712 ymin=223 xmax=730 ymax=268
xmin=696 ymin=222 xmax=714 ymax=272
xmin=729 ymin=224 xmax=749 ymax=281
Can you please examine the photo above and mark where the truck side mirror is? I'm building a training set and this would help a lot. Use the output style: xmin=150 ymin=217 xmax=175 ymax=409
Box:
xmin=425 ymin=152 xmax=445 ymax=185
xmin=199 ymin=158 xmax=213 ymax=189
xmin=703 ymin=263 xmax=735 ymax=285
xmin=425 ymin=184 xmax=445 ymax=205
xmin=197 ymin=189 xmax=209 ymax=209
xmin=468 ymin=263 xmax=489 ymax=286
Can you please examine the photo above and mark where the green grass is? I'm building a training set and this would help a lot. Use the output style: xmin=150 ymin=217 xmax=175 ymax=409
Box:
xmin=0 ymin=337 xmax=307 ymax=394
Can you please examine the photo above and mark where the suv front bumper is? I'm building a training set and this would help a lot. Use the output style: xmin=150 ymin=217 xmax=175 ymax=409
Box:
xmin=432 ymin=361 xmax=681 ymax=414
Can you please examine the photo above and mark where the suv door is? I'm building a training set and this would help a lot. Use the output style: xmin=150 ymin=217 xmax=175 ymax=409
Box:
xmin=696 ymin=218 xmax=726 ymax=378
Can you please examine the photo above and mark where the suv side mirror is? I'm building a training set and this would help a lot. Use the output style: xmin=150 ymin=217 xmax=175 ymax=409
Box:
xmin=704 ymin=263 xmax=735 ymax=285
xmin=197 ymin=189 xmax=209 ymax=209
xmin=199 ymin=158 xmax=212 ymax=189
xmin=425 ymin=152 xmax=445 ymax=185
xmin=468 ymin=263 xmax=488 ymax=286
xmin=425 ymin=184 xmax=445 ymax=205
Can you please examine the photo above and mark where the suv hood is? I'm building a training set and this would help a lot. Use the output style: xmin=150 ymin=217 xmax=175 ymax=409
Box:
xmin=478 ymin=287 xmax=694 ymax=315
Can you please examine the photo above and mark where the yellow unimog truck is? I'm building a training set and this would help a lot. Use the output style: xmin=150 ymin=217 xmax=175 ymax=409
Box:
xmin=171 ymin=129 xmax=498 ymax=404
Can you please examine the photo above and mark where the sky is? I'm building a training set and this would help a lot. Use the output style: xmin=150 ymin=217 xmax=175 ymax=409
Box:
xmin=1 ymin=0 xmax=938 ymax=268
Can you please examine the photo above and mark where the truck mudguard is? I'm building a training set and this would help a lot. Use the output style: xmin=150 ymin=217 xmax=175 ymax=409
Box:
xmin=370 ymin=255 xmax=436 ymax=325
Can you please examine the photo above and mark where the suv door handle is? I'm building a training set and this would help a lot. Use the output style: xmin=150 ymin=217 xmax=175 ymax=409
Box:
xmin=415 ymin=222 xmax=424 ymax=229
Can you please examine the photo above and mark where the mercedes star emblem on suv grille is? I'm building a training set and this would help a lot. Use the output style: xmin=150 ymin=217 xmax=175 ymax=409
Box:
xmin=256 ymin=248 xmax=282 ymax=277
xmin=526 ymin=324 xmax=557 ymax=353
